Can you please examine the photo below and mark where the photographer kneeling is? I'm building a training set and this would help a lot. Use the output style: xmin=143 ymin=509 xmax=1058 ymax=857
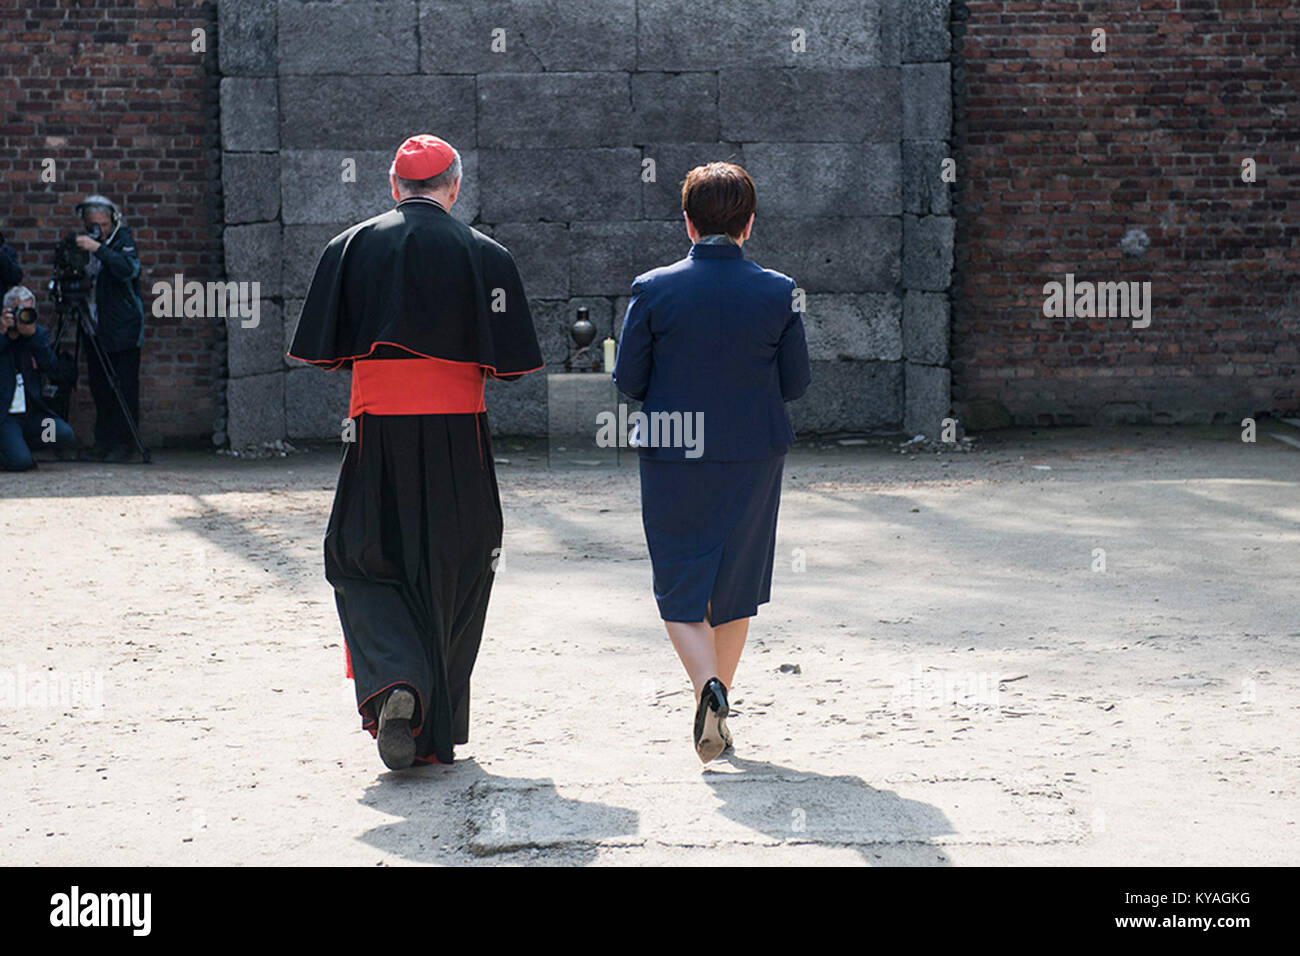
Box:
xmin=0 ymin=286 xmax=78 ymax=471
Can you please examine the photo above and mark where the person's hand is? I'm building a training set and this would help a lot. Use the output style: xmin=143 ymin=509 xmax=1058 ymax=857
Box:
xmin=0 ymin=308 xmax=14 ymax=336
xmin=74 ymin=234 xmax=101 ymax=253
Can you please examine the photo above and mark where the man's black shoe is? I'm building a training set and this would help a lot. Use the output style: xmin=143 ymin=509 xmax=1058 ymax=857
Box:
xmin=77 ymin=444 xmax=110 ymax=462
xmin=376 ymin=687 xmax=417 ymax=770
xmin=105 ymin=444 xmax=135 ymax=463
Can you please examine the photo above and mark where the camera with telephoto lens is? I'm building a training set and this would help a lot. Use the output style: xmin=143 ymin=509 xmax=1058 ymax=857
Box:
xmin=15 ymin=305 xmax=38 ymax=326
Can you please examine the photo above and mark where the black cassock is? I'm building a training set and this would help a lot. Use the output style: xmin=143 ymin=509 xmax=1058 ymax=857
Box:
xmin=289 ymin=196 xmax=542 ymax=764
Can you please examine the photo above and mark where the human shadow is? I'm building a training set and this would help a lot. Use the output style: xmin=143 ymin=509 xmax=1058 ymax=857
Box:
xmin=700 ymin=754 xmax=956 ymax=865
xmin=357 ymin=757 xmax=640 ymax=866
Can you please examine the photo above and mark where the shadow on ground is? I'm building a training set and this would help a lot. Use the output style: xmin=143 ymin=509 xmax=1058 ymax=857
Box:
xmin=355 ymin=753 xmax=955 ymax=865
xmin=705 ymin=754 xmax=954 ymax=865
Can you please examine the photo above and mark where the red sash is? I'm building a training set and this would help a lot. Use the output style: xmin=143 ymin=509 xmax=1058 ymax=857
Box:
xmin=348 ymin=357 xmax=486 ymax=418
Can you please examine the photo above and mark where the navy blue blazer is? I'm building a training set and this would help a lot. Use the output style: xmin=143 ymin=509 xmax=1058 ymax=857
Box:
xmin=613 ymin=241 xmax=811 ymax=461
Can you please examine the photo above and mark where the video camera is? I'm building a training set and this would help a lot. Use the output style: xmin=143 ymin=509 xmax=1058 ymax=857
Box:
xmin=52 ymin=232 xmax=94 ymax=299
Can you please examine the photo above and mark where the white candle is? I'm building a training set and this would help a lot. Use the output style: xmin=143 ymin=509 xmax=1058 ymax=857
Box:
xmin=603 ymin=337 xmax=616 ymax=372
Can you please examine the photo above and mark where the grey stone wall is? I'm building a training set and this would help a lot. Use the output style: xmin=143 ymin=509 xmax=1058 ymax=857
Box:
xmin=218 ymin=0 xmax=954 ymax=446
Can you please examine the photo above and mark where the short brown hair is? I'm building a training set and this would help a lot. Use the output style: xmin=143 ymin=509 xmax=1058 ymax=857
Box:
xmin=681 ymin=162 xmax=756 ymax=238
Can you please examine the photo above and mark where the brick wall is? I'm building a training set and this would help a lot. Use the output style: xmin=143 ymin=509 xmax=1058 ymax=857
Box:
xmin=219 ymin=0 xmax=957 ymax=447
xmin=953 ymin=0 xmax=1300 ymax=426
xmin=0 ymin=0 xmax=223 ymax=446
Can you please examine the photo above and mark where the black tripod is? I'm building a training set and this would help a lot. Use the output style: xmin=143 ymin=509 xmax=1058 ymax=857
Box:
xmin=49 ymin=283 xmax=151 ymax=464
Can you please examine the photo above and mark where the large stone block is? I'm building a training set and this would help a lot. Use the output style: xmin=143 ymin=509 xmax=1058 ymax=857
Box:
xmin=641 ymin=143 xmax=746 ymax=220
xmin=902 ymin=290 xmax=949 ymax=365
xmin=419 ymin=0 xmax=637 ymax=73
xmin=222 ymin=153 xmax=281 ymax=224
xmin=485 ymin=368 xmax=547 ymax=436
xmin=478 ymin=148 xmax=641 ymax=222
xmin=282 ymin=223 xmax=349 ymax=297
xmin=902 ymin=215 xmax=953 ymax=291
xmin=744 ymin=217 xmax=901 ymax=293
xmin=477 ymin=222 xmax=570 ymax=299
xmin=743 ymin=142 xmax=901 ymax=217
xmin=786 ymin=360 xmax=902 ymax=434
xmin=902 ymin=140 xmax=951 ymax=215
xmin=631 ymin=73 xmax=720 ymax=144
xmin=637 ymin=0 xmax=899 ymax=69
xmin=720 ymin=68 xmax=900 ymax=142
xmin=904 ymin=361 xmax=951 ymax=437
xmin=546 ymin=372 xmax=619 ymax=445
xmin=285 ymin=366 xmax=352 ymax=439
xmin=568 ymin=221 xmax=689 ymax=296
xmin=220 ymin=78 xmax=279 ymax=152
xmin=613 ymin=295 xmax=631 ymax=338
xmin=280 ymin=150 xmax=393 ymax=224
xmin=226 ymin=301 xmax=284 ymax=378
xmin=478 ymin=73 xmax=633 ymax=148
xmin=901 ymin=0 xmax=952 ymax=63
xmin=219 ymin=0 xmax=277 ymax=77
xmin=278 ymin=0 xmax=418 ymax=75
xmin=280 ymin=75 xmax=476 ymax=150
xmin=802 ymin=293 xmax=902 ymax=361
xmin=226 ymin=370 xmax=285 ymax=448
xmin=902 ymin=62 xmax=951 ymax=141
xmin=448 ymin=149 xmax=480 ymax=224
xmin=282 ymin=297 xmax=304 ymax=366
xmin=224 ymin=223 xmax=282 ymax=295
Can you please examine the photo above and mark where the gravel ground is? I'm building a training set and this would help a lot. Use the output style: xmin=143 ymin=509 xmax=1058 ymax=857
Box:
xmin=1 ymin=425 xmax=1296 ymax=866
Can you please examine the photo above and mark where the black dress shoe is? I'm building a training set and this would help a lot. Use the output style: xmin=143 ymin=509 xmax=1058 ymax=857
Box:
xmin=77 ymin=444 xmax=110 ymax=462
xmin=376 ymin=687 xmax=417 ymax=770
xmin=693 ymin=677 xmax=729 ymax=763
xmin=105 ymin=444 xmax=135 ymax=463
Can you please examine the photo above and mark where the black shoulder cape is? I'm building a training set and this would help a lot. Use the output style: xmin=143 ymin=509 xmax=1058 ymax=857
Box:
xmin=287 ymin=197 xmax=542 ymax=377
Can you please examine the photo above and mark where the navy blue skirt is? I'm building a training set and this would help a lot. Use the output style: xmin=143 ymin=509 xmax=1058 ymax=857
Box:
xmin=638 ymin=453 xmax=786 ymax=625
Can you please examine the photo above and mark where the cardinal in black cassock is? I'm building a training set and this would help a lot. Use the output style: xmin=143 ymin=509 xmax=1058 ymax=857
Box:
xmin=288 ymin=134 xmax=542 ymax=769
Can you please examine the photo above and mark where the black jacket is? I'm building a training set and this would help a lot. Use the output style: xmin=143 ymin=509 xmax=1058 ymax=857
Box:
xmin=0 ymin=242 xmax=21 ymax=300
xmin=288 ymin=197 xmax=542 ymax=377
xmin=90 ymin=224 xmax=146 ymax=353
xmin=0 ymin=325 xmax=60 ymax=425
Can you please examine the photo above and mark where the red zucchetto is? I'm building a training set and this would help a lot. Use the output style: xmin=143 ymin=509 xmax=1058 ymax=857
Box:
xmin=393 ymin=134 xmax=455 ymax=179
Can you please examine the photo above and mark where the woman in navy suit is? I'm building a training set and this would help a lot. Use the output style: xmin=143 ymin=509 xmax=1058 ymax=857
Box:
xmin=613 ymin=162 xmax=811 ymax=763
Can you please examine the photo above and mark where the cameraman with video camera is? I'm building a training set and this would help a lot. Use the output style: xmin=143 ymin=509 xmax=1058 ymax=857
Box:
xmin=1 ymin=286 xmax=78 ymax=471
xmin=70 ymin=194 xmax=146 ymax=463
